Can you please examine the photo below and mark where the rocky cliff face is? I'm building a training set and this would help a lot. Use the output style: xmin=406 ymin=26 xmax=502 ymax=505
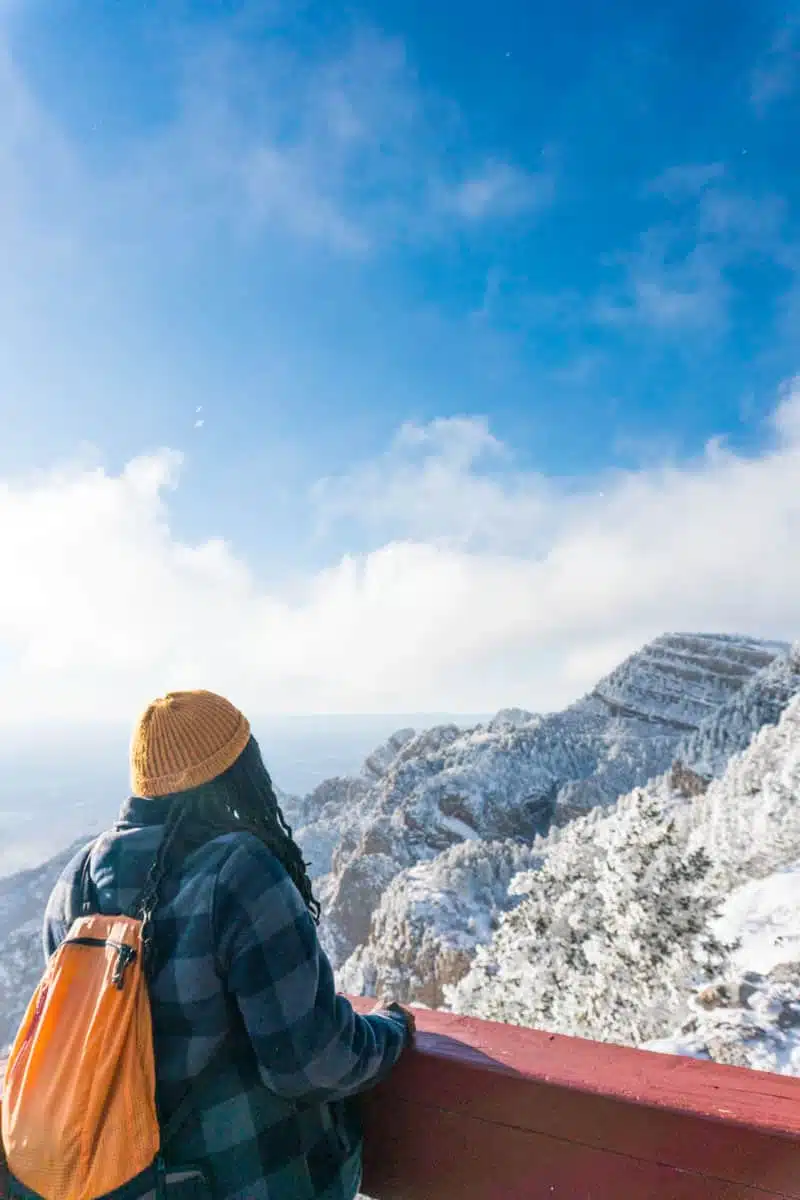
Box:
xmin=315 ymin=633 xmax=791 ymax=969
xmin=677 ymin=645 xmax=800 ymax=779
xmin=338 ymin=838 xmax=542 ymax=1007
xmin=582 ymin=633 xmax=787 ymax=730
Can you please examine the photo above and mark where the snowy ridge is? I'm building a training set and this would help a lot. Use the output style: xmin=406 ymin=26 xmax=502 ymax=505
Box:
xmin=582 ymin=633 xmax=788 ymax=731
xmin=686 ymin=684 xmax=800 ymax=888
xmin=449 ymin=690 xmax=800 ymax=1063
xmin=677 ymin=644 xmax=800 ymax=778
xmin=317 ymin=633 xmax=790 ymax=969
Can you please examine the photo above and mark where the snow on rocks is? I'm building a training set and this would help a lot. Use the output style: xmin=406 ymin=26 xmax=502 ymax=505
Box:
xmin=644 ymin=962 xmax=800 ymax=1075
xmin=450 ymin=684 xmax=800 ymax=1061
xmin=361 ymin=728 xmax=417 ymax=782
xmin=338 ymin=838 xmax=543 ymax=1006
xmin=714 ymin=866 xmax=800 ymax=975
xmin=319 ymin=633 xmax=791 ymax=969
xmin=677 ymin=643 xmax=800 ymax=778
xmin=645 ymin=869 xmax=800 ymax=1074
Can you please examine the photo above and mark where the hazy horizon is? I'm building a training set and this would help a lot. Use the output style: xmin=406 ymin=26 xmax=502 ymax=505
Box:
xmin=0 ymin=712 xmax=491 ymax=879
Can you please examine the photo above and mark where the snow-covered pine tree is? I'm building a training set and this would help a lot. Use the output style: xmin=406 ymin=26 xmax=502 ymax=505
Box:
xmin=448 ymin=788 xmax=733 ymax=1046
xmin=687 ymin=692 xmax=800 ymax=889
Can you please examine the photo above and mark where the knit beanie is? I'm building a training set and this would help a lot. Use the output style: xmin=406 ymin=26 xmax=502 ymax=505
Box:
xmin=130 ymin=690 xmax=251 ymax=797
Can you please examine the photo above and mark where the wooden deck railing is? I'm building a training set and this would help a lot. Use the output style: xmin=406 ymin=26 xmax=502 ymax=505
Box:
xmin=347 ymin=998 xmax=800 ymax=1199
xmin=5 ymin=1002 xmax=800 ymax=1198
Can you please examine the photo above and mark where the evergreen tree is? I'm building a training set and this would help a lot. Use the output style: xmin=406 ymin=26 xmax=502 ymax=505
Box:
xmin=449 ymin=789 xmax=732 ymax=1045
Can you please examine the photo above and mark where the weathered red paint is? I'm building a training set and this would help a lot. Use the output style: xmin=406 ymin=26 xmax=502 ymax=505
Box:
xmin=348 ymin=998 xmax=800 ymax=1199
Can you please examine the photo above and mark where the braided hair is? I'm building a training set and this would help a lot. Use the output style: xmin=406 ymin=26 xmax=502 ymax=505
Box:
xmin=136 ymin=736 xmax=320 ymax=949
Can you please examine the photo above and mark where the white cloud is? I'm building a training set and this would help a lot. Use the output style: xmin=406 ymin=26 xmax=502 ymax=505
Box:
xmin=596 ymin=233 xmax=730 ymax=331
xmin=750 ymin=15 xmax=800 ymax=115
xmin=312 ymin=416 xmax=556 ymax=554
xmin=647 ymin=163 xmax=725 ymax=200
xmin=0 ymin=15 xmax=546 ymax=259
xmin=0 ymin=380 xmax=799 ymax=725
xmin=596 ymin=175 xmax=796 ymax=334
xmin=242 ymin=144 xmax=370 ymax=253
xmin=437 ymin=160 xmax=554 ymax=222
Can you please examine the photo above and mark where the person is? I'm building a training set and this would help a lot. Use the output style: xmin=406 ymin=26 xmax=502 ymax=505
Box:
xmin=42 ymin=690 xmax=414 ymax=1200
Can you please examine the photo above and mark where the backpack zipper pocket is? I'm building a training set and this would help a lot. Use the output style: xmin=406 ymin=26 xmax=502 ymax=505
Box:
xmin=62 ymin=936 xmax=138 ymax=989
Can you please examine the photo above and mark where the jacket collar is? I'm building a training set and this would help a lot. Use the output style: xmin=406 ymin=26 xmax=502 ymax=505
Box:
xmin=116 ymin=794 xmax=174 ymax=829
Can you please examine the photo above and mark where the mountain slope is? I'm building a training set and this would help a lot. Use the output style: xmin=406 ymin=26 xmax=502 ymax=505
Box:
xmin=645 ymin=867 xmax=800 ymax=1074
xmin=449 ymin=690 xmax=800 ymax=1052
xmin=344 ymin=644 xmax=799 ymax=1010
xmin=317 ymin=633 xmax=790 ymax=967
xmin=338 ymin=838 xmax=542 ymax=1006
xmin=678 ymin=645 xmax=800 ymax=778
xmin=582 ymin=633 xmax=787 ymax=730
xmin=686 ymin=677 xmax=800 ymax=886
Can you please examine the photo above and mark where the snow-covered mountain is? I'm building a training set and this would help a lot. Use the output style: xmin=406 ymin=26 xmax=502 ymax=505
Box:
xmin=302 ymin=633 xmax=793 ymax=969
xmin=585 ymin=632 xmax=787 ymax=730
xmin=338 ymin=838 xmax=543 ymax=1006
xmin=677 ymin=643 xmax=800 ymax=777
xmin=1 ymin=631 xmax=798 ymax=1072
xmin=449 ymin=683 xmax=800 ymax=1065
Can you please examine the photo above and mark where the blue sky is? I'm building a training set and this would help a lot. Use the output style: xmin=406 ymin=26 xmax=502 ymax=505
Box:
xmin=0 ymin=0 xmax=798 ymax=718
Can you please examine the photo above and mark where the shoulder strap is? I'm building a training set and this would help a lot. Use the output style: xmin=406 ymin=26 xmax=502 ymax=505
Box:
xmin=70 ymin=828 xmax=227 ymax=1150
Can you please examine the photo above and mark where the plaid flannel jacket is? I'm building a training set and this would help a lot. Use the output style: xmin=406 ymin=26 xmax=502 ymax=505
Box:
xmin=42 ymin=796 xmax=409 ymax=1200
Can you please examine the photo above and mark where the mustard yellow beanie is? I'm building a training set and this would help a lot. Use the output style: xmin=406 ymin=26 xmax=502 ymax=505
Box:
xmin=130 ymin=690 xmax=251 ymax=797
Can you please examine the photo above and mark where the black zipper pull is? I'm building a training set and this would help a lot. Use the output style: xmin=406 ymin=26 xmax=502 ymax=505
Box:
xmin=112 ymin=943 xmax=137 ymax=989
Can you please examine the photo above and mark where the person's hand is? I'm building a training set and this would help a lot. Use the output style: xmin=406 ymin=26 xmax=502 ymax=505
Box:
xmin=371 ymin=997 xmax=416 ymax=1042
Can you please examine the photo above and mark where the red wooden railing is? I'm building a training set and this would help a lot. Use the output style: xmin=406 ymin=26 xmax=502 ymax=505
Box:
xmin=347 ymin=999 xmax=800 ymax=1199
xmin=5 ymin=1002 xmax=800 ymax=1198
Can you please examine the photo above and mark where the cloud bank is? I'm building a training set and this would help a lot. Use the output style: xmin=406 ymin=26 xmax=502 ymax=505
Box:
xmin=0 ymin=380 xmax=798 ymax=725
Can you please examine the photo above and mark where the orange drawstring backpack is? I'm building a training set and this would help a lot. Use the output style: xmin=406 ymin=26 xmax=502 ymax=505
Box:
xmin=0 ymin=844 xmax=222 ymax=1199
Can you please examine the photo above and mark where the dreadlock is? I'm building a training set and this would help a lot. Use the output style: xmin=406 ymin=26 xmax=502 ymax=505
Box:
xmin=136 ymin=736 xmax=320 ymax=944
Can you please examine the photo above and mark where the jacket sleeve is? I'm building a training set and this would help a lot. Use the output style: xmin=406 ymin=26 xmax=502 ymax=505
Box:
xmin=212 ymin=834 xmax=410 ymax=1103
